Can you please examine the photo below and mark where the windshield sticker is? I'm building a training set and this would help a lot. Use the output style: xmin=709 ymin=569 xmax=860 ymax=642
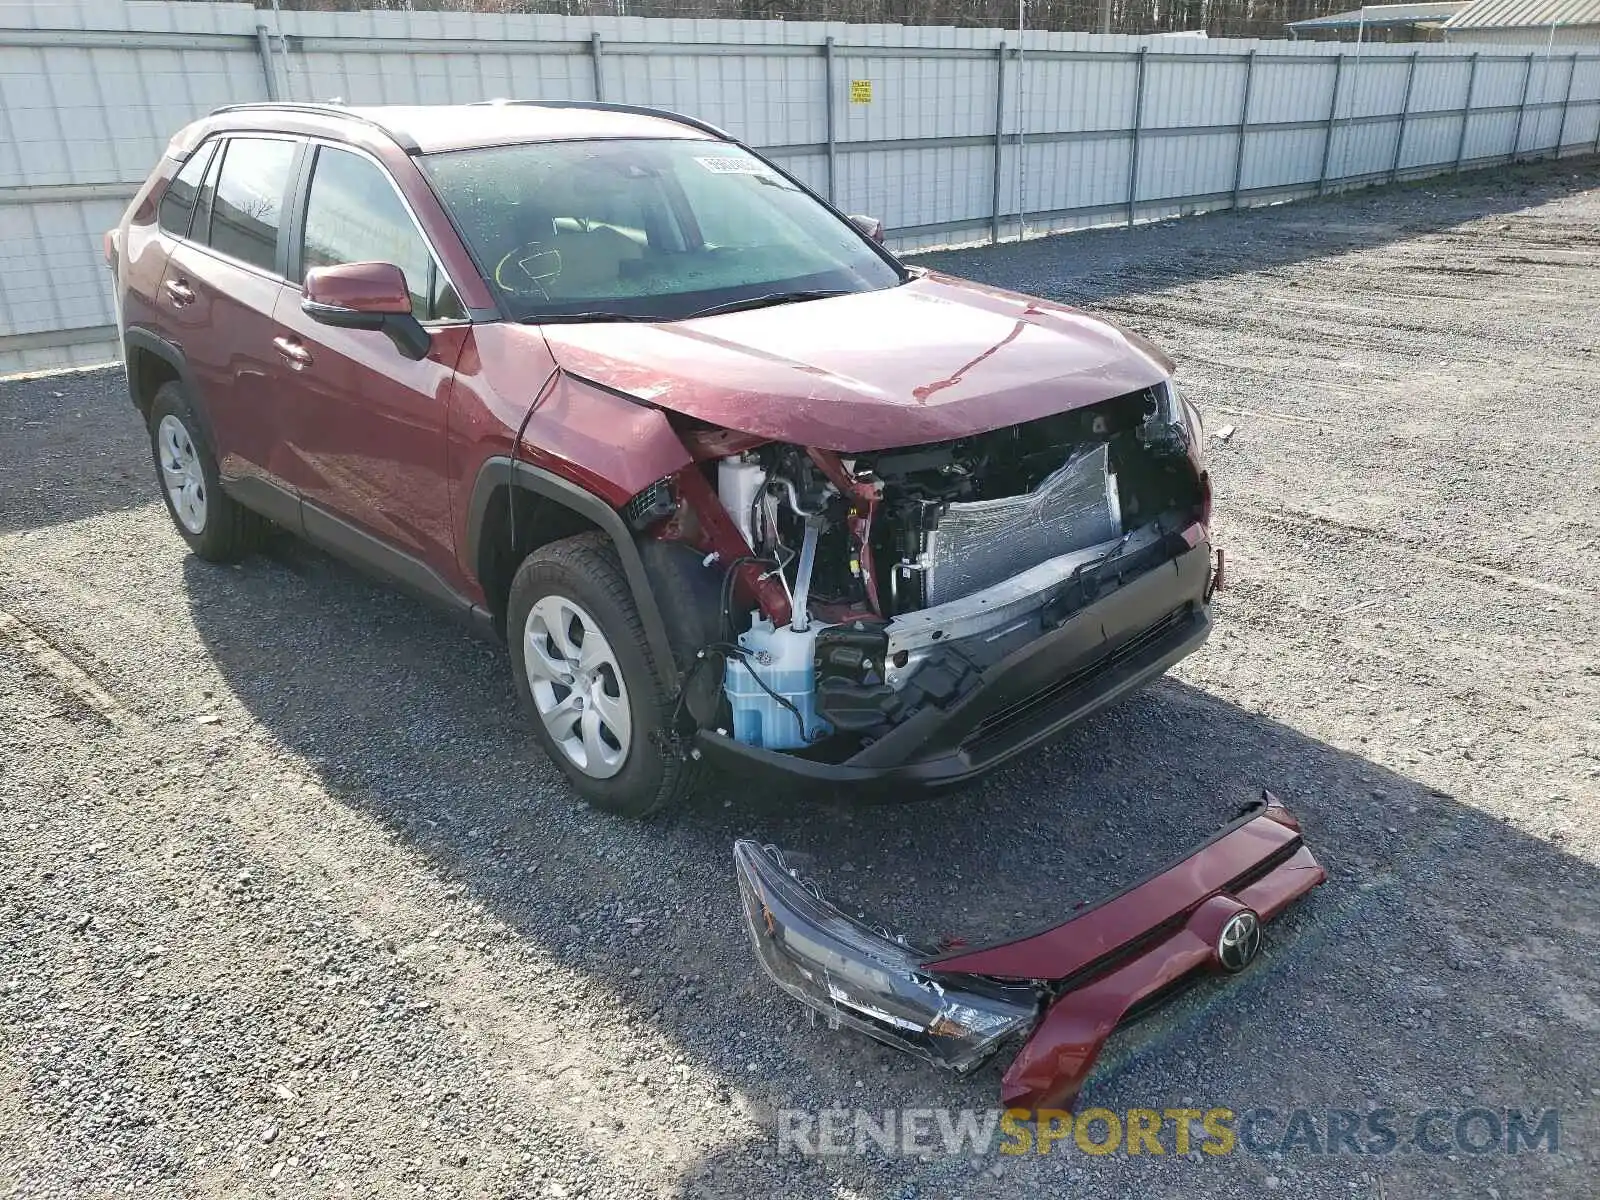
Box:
xmin=694 ymin=156 xmax=773 ymax=176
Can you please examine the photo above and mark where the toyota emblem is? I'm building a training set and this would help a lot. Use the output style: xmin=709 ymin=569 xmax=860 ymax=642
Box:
xmin=1216 ymin=910 xmax=1262 ymax=973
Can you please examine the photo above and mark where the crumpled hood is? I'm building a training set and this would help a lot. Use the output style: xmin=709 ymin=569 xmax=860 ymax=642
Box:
xmin=539 ymin=271 xmax=1173 ymax=452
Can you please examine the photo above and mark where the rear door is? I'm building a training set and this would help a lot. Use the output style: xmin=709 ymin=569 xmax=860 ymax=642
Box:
xmin=271 ymin=142 xmax=471 ymax=593
xmin=158 ymin=134 xmax=304 ymax=524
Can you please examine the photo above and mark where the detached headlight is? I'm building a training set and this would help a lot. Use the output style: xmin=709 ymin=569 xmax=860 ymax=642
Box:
xmin=734 ymin=840 xmax=1039 ymax=1073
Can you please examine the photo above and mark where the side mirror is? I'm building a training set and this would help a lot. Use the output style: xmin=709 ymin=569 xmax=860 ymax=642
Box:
xmin=848 ymin=214 xmax=885 ymax=244
xmin=302 ymin=261 xmax=430 ymax=360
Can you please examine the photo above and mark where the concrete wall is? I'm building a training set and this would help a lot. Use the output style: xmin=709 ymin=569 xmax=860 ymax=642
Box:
xmin=2 ymin=0 xmax=1599 ymax=375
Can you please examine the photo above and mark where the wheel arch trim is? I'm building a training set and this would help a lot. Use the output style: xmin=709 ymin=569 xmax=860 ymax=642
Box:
xmin=122 ymin=326 xmax=219 ymax=453
xmin=466 ymin=456 xmax=678 ymax=688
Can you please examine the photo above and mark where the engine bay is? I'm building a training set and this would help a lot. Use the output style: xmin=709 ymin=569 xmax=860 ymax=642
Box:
xmin=655 ymin=382 xmax=1209 ymax=755
xmin=715 ymin=384 xmax=1202 ymax=615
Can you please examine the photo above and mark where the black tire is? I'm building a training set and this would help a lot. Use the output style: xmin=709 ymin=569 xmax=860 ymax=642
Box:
xmin=147 ymin=381 xmax=269 ymax=563
xmin=507 ymin=532 xmax=703 ymax=818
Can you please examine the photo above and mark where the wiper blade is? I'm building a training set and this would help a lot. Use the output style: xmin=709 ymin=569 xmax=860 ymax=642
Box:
xmin=678 ymin=290 xmax=851 ymax=321
xmin=521 ymin=311 xmax=665 ymax=325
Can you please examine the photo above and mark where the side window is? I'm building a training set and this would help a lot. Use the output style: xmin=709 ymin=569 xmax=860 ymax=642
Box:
xmin=431 ymin=267 xmax=465 ymax=322
xmin=300 ymin=146 xmax=460 ymax=320
xmin=157 ymin=142 xmax=214 ymax=239
xmin=191 ymin=140 xmax=224 ymax=246
xmin=208 ymin=137 xmax=297 ymax=273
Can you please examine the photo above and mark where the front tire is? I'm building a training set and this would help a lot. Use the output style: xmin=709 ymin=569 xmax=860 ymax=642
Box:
xmin=146 ymin=382 xmax=267 ymax=563
xmin=507 ymin=533 xmax=702 ymax=818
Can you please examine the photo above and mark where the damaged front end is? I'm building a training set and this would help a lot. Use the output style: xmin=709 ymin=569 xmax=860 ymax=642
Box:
xmin=635 ymin=379 xmax=1216 ymax=789
xmin=735 ymin=792 xmax=1326 ymax=1111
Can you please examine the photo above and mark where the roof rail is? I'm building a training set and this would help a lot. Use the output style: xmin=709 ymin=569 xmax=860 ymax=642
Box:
xmin=470 ymin=99 xmax=731 ymax=142
xmin=207 ymin=102 xmax=420 ymax=154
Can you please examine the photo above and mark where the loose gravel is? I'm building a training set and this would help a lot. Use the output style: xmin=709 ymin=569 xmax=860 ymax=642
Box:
xmin=2 ymin=159 xmax=1598 ymax=1199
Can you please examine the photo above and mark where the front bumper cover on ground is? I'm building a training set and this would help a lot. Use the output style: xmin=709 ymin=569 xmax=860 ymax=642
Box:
xmin=734 ymin=792 xmax=1325 ymax=1110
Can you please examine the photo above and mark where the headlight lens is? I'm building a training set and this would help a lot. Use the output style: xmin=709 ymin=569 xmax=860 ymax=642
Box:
xmin=734 ymin=840 xmax=1038 ymax=1073
xmin=1166 ymin=377 xmax=1202 ymax=441
xmin=1171 ymin=379 xmax=1213 ymax=526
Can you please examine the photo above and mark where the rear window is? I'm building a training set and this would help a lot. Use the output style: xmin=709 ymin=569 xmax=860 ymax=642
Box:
xmin=157 ymin=143 xmax=214 ymax=239
xmin=208 ymin=137 xmax=297 ymax=273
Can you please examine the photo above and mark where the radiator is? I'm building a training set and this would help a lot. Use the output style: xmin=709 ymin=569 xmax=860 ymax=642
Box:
xmin=922 ymin=443 xmax=1121 ymax=607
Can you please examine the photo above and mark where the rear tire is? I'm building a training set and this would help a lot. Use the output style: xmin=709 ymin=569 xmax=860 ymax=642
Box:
xmin=147 ymin=382 xmax=268 ymax=563
xmin=507 ymin=532 xmax=702 ymax=818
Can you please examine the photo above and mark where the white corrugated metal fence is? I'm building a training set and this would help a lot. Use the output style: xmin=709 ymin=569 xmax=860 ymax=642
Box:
xmin=2 ymin=0 xmax=1599 ymax=375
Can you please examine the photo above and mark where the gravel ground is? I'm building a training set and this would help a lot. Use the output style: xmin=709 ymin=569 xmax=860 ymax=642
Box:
xmin=2 ymin=159 xmax=1598 ymax=1199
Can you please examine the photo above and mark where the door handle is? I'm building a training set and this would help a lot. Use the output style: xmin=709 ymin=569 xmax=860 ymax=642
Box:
xmin=163 ymin=278 xmax=195 ymax=307
xmin=273 ymin=336 xmax=313 ymax=371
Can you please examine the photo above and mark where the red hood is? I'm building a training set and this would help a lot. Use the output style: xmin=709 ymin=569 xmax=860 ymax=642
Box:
xmin=538 ymin=271 xmax=1173 ymax=452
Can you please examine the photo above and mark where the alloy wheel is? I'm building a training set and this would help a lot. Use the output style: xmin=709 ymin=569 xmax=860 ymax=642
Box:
xmin=522 ymin=594 xmax=632 ymax=779
xmin=156 ymin=414 xmax=207 ymax=534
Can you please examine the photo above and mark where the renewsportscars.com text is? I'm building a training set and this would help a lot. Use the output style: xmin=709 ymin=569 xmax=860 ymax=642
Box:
xmin=776 ymin=1106 xmax=1561 ymax=1159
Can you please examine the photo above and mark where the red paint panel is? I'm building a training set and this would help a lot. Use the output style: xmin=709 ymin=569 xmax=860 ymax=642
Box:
xmin=458 ymin=323 xmax=694 ymax=510
xmin=304 ymin=261 xmax=411 ymax=313
xmin=540 ymin=273 xmax=1172 ymax=452
xmin=996 ymin=849 xmax=1326 ymax=1113
xmin=1234 ymin=845 xmax=1327 ymax=921
xmin=1000 ymin=928 xmax=1215 ymax=1112
xmin=925 ymin=811 xmax=1300 ymax=981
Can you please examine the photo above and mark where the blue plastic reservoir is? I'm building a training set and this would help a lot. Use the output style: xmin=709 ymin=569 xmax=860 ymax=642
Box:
xmin=723 ymin=617 xmax=832 ymax=750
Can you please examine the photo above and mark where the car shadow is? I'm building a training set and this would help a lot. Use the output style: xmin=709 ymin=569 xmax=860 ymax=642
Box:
xmin=180 ymin=542 xmax=1600 ymax=1197
xmin=910 ymin=157 xmax=1599 ymax=311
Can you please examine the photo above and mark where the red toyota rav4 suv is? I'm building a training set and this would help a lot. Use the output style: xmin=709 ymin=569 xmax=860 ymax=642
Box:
xmin=108 ymin=101 xmax=1218 ymax=817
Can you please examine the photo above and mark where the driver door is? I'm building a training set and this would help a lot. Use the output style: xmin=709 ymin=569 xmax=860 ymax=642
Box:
xmin=272 ymin=142 xmax=471 ymax=593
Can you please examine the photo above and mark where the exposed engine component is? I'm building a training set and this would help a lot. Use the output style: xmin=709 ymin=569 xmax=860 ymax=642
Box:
xmin=717 ymin=447 xmax=853 ymax=611
xmin=709 ymin=384 xmax=1205 ymax=750
xmin=917 ymin=443 xmax=1120 ymax=608
xmin=860 ymin=384 xmax=1197 ymax=617
xmin=789 ymin=516 xmax=823 ymax=632
xmin=710 ymin=385 xmax=1201 ymax=628
xmin=813 ymin=621 xmax=897 ymax=733
xmin=716 ymin=456 xmax=766 ymax=550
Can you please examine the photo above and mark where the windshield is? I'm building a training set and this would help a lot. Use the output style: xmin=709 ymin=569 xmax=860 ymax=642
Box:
xmin=419 ymin=138 xmax=901 ymax=322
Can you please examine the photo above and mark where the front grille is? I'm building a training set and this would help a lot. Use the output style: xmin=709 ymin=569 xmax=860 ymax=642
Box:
xmin=962 ymin=605 xmax=1190 ymax=754
xmin=1121 ymin=971 xmax=1204 ymax=1027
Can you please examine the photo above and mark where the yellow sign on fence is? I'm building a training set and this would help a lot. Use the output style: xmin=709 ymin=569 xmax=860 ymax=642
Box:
xmin=849 ymin=79 xmax=872 ymax=104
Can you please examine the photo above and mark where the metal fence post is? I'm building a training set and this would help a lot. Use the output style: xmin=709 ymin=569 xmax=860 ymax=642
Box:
xmin=1390 ymin=50 xmax=1419 ymax=184
xmin=1554 ymin=52 xmax=1578 ymax=159
xmin=1455 ymin=52 xmax=1479 ymax=171
xmin=1317 ymin=54 xmax=1346 ymax=196
xmin=254 ymin=24 xmax=279 ymax=101
xmin=591 ymin=33 xmax=605 ymax=102
xmin=823 ymin=38 xmax=838 ymax=205
xmin=992 ymin=43 xmax=1007 ymax=245
xmin=1015 ymin=38 xmax=1027 ymax=243
xmin=1587 ymin=59 xmax=1600 ymax=155
xmin=1231 ymin=49 xmax=1257 ymax=210
xmin=1509 ymin=52 xmax=1534 ymax=163
xmin=1126 ymin=47 xmax=1148 ymax=229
